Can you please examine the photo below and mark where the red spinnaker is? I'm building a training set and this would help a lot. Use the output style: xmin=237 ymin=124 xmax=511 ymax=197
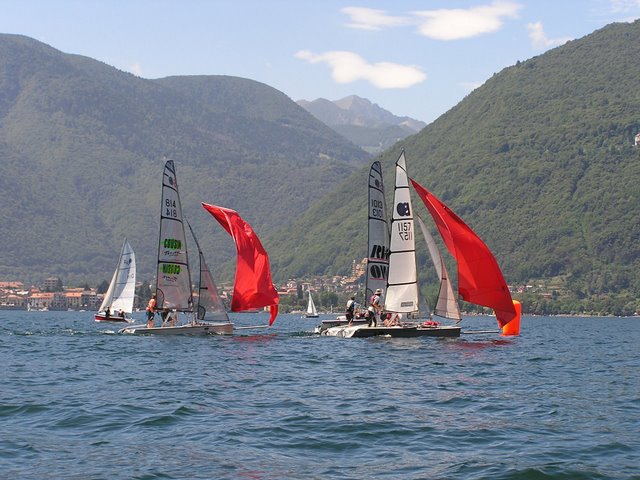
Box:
xmin=410 ymin=179 xmax=515 ymax=328
xmin=202 ymin=203 xmax=279 ymax=325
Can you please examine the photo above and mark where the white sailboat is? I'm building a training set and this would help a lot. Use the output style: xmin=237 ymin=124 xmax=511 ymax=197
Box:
xmin=95 ymin=238 xmax=136 ymax=323
xmin=305 ymin=290 xmax=319 ymax=318
xmin=316 ymin=161 xmax=387 ymax=332
xmin=328 ymin=152 xmax=461 ymax=338
xmin=121 ymin=160 xmax=233 ymax=335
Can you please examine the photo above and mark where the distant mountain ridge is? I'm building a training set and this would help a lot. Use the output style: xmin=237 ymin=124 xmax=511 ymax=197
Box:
xmin=297 ymin=95 xmax=426 ymax=154
xmin=0 ymin=33 xmax=369 ymax=284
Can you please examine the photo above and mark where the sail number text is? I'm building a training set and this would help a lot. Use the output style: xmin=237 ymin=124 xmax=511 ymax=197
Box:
xmin=371 ymin=199 xmax=385 ymax=218
xmin=165 ymin=198 xmax=178 ymax=218
xmin=396 ymin=221 xmax=413 ymax=241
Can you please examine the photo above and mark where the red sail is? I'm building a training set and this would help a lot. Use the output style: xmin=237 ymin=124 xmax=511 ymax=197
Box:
xmin=410 ymin=179 xmax=515 ymax=328
xmin=202 ymin=203 xmax=279 ymax=325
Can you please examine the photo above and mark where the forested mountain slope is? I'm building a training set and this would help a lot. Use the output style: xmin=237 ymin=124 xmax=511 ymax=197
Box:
xmin=268 ymin=20 xmax=640 ymax=313
xmin=0 ymin=34 xmax=369 ymax=283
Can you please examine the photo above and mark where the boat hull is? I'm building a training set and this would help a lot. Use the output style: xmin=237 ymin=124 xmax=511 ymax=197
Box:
xmin=94 ymin=313 xmax=131 ymax=323
xmin=323 ymin=324 xmax=461 ymax=338
xmin=119 ymin=322 xmax=234 ymax=335
xmin=315 ymin=318 xmax=368 ymax=333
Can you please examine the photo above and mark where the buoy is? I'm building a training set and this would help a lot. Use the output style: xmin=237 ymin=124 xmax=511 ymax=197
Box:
xmin=502 ymin=300 xmax=521 ymax=336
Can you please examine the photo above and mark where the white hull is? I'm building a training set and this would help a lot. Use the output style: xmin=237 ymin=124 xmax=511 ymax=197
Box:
xmin=322 ymin=323 xmax=461 ymax=338
xmin=120 ymin=321 xmax=234 ymax=335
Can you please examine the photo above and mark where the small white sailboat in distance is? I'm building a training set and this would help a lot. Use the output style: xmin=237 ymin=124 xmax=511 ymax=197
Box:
xmin=305 ymin=290 xmax=319 ymax=318
xmin=95 ymin=238 xmax=136 ymax=323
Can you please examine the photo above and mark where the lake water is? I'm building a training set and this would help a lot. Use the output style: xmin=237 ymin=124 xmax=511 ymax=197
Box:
xmin=0 ymin=311 xmax=638 ymax=479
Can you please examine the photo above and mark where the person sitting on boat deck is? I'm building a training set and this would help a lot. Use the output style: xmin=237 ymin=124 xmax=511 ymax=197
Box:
xmin=346 ymin=296 xmax=356 ymax=325
xmin=160 ymin=307 xmax=170 ymax=327
xmin=383 ymin=312 xmax=402 ymax=327
xmin=118 ymin=309 xmax=125 ymax=318
xmin=368 ymin=288 xmax=384 ymax=327
xmin=104 ymin=306 xmax=111 ymax=319
xmin=167 ymin=309 xmax=177 ymax=327
xmin=146 ymin=294 xmax=156 ymax=328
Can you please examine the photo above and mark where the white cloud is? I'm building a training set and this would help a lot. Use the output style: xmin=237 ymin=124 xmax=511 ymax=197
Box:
xmin=341 ymin=7 xmax=409 ymax=30
xmin=527 ymin=22 xmax=572 ymax=50
xmin=412 ymin=1 xmax=522 ymax=40
xmin=295 ymin=50 xmax=426 ymax=89
xmin=609 ymin=0 xmax=640 ymax=13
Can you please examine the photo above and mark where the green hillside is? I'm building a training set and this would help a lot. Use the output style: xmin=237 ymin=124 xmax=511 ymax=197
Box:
xmin=0 ymin=34 xmax=369 ymax=284
xmin=267 ymin=21 xmax=640 ymax=315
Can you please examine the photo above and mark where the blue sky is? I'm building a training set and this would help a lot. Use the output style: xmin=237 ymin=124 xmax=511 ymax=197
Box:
xmin=1 ymin=0 xmax=639 ymax=123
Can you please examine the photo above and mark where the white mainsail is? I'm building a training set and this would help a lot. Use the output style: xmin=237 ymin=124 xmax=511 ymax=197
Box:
xmin=306 ymin=291 xmax=318 ymax=316
xmin=98 ymin=239 xmax=136 ymax=314
xmin=365 ymin=161 xmax=390 ymax=300
xmin=155 ymin=160 xmax=193 ymax=311
xmin=384 ymin=151 xmax=420 ymax=315
xmin=416 ymin=214 xmax=462 ymax=321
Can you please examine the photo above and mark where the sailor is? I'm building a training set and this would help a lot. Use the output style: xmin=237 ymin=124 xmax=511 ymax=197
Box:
xmin=368 ymin=288 xmax=383 ymax=327
xmin=346 ymin=296 xmax=356 ymax=325
xmin=146 ymin=294 xmax=157 ymax=328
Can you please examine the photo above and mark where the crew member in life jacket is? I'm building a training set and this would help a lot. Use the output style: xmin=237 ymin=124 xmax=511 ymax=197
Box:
xmin=367 ymin=288 xmax=383 ymax=327
xmin=146 ymin=294 xmax=157 ymax=328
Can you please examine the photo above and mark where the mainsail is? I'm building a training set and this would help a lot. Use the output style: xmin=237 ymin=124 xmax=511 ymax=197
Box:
xmin=306 ymin=291 xmax=318 ymax=317
xmin=99 ymin=238 xmax=136 ymax=314
xmin=201 ymin=203 xmax=279 ymax=325
xmin=186 ymin=221 xmax=229 ymax=322
xmin=384 ymin=151 xmax=420 ymax=315
xmin=410 ymin=178 xmax=516 ymax=328
xmin=155 ymin=160 xmax=193 ymax=311
xmin=365 ymin=161 xmax=390 ymax=301
xmin=416 ymin=214 xmax=462 ymax=321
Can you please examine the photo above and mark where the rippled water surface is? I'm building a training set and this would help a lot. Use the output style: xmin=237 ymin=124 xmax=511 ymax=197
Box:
xmin=1 ymin=311 xmax=639 ymax=479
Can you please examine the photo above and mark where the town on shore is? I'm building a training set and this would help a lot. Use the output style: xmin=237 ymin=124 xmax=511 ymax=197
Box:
xmin=0 ymin=255 xmax=566 ymax=316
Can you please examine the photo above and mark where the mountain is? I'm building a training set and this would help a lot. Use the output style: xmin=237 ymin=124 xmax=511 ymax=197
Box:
xmin=297 ymin=95 xmax=426 ymax=154
xmin=0 ymin=33 xmax=369 ymax=285
xmin=269 ymin=21 xmax=640 ymax=315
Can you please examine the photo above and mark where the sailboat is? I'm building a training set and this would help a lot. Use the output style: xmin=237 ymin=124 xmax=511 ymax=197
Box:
xmin=316 ymin=161 xmax=388 ymax=332
xmin=305 ymin=290 xmax=319 ymax=318
xmin=121 ymin=161 xmax=225 ymax=334
xmin=329 ymin=151 xmax=519 ymax=338
xmin=95 ymin=238 xmax=136 ymax=323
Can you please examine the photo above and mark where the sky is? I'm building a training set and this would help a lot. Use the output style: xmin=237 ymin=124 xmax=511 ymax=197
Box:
xmin=1 ymin=0 xmax=639 ymax=123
